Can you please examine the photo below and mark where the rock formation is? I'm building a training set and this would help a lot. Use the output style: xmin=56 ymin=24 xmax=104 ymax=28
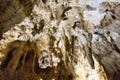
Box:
xmin=0 ymin=0 xmax=37 ymax=39
xmin=0 ymin=0 xmax=120 ymax=80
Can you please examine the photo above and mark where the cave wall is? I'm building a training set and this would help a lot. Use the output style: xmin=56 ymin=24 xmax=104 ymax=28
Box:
xmin=0 ymin=0 xmax=120 ymax=80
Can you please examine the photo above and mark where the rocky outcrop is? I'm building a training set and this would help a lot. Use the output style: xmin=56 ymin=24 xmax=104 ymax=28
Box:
xmin=0 ymin=0 xmax=37 ymax=39
xmin=0 ymin=40 xmax=73 ymax=80
xmin=0 ymin=0 xmax=120 ymax=80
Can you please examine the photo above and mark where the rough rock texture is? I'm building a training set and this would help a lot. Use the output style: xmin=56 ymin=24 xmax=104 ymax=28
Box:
xmin=0 ymin=0 xmax=37 ymax=39
xmin=0 ymin=0 xmax=120 ymax=80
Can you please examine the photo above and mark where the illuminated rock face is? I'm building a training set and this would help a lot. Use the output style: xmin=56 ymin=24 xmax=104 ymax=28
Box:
xmin=0 ymin=41 xmax=73 ymax=80
xmin=0 ymin=0 xmax=120 ymax=80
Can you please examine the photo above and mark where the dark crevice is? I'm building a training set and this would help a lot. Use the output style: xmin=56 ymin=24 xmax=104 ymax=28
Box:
xmin=16 ymin=54 xmax=24 ymax=70
xmin=61 ymin=7 xmax=72 ymax=17
xmin=25 ymin=50 xmax=35 ymax=62
xmin=113 ymin=72 xmax=120 ymax=80
xmin=111 ymin=15 xmax=116 ymax=19
xmin=34 ymin=57 xmax=40 ymax=75
xmin=42 ymin=0 xmax=47 ymax=4
xmin=57 ymin=62 xmax=73 ymax=80
xmin=111 ymin=38 xmax=120 ymax=53
xmin=0 ymin=48 xmax=16 ymax=70
xmin=113 ymin=44 xmax=120 ymax=53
